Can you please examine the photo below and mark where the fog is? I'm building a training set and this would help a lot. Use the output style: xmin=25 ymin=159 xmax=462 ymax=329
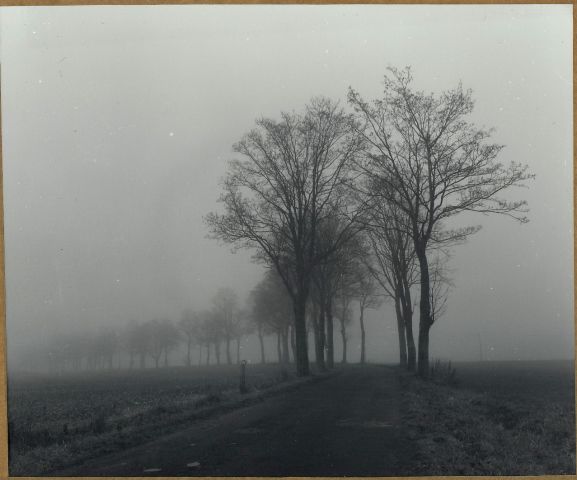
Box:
xmin=1 ymin=4 xmax=572 ymax=369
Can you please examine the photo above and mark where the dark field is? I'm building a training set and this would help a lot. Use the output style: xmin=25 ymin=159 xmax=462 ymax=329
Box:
xmin=8 ymin=363 xmax=293 ymax=438
xmin=453 ymin=359 xmax=574 ymax=405
xmin=7 ymin=363 xmax=297 ymax=475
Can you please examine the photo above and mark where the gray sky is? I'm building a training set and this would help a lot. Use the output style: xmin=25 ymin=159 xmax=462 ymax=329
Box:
xmin=1 ymin=4 xmax=573 ymax=364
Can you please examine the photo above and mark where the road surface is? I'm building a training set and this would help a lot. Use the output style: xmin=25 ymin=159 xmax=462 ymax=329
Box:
xmin=54 ymin=365 xmax=416 ymax=476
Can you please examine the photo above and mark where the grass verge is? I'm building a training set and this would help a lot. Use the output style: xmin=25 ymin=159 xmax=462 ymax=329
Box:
xmin=399 ymin=370 xmax=575 ymax=475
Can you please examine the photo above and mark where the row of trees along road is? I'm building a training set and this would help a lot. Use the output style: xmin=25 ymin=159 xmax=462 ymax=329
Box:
xmin=25 ymin=272 xmax=379 ymax=373
xmin=148 ymin=287 xmax=251 ymax=368
xmin=206 ymin=67 xmax=533 ymax=377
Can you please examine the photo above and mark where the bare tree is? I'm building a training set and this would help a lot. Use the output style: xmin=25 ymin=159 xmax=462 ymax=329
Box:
xmin=123 ymin=321 xmax=143 ymax=369
xmin=336 ymin=285 xmax=354 ymax=364
xmin=363 ymin=199 xmax=418 ymax=370
xmin=308 ymin=286 xmax=326 ymax=370
xmin=311 ymin=254 xmax=338 ymax=370
xmin=131 ymin=322 xmax=151 ymax=369
xmin=349 ymin=67 xmax=534 ymax=376
xmin=179 ymin=309 xmax=200 ymax=367
xmin=159 ymin=319 xmax=180 ymax=367
xmin=233 ymin=309 xmax=251 ymax=364
xmin=248 ymin=288 xmax=269 ymax=364
xmin=99 ymin=328 xmax=119 ymax=369
xmin=310 ymin=215 xmax=358 ymax=369
xmin=192 ymin=310 xmax=210 ymax=365
xmin=352 ymin=263 xmax=382 ymax=365
xmin=195 ymin=310 xmax=224 ymax=366
xmin=212 ymin=288 xmax=240 ymax=365
xmin=206 ymin=98 xmax=365 ymax=376
xmin=196 ymin=311 xmax=215 ymax=365
xmin=250 ymin=269 xmax=293 ymax=366
xmin=313 ymin=215 xmax=369 ymax=368
xmin=145 ymin=320 xmax=164 ymax=368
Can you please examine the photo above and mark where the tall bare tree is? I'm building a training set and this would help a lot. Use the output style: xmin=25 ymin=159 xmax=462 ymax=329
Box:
xmin=311 ymin=215 xmax=363 ymax=369
xmin=363 ymin=199 xmax=419 ymax=370
xmin=349 ymin=67 xmax=533 ymax=376
xmin=206 ymin=98 xmax=365 ymax=375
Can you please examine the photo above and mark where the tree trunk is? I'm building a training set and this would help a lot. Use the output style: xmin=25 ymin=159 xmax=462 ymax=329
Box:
xmin=400 ymin=277 xmax=416 ymax=372
xmin=318 ymin=303 xmax=326 ymax=370
xmin=206 ymin=343 xmax=211 ymax=365
xmin=293 ymin=291 xmax=310 ymax=376
xmin=326 ymin=297 xmax=334 ymax=369
xmin=281 ymin=327 xmax=290 ymax=365
xmin=404 ymin=305 xmax=416 ymax=372
xmin=290 ymin=325 xmax=296 ymax=363
xmin=341 ymin=324 xmax=347 ymax=364
xmin=276 ymin=331 xmax=282 ymax=363
xmin=164 ymin=348 xmax=169 ymax=367
xmin=311 ymin=302 xmax=325 ymax=370
xmin=416 ymin=245 xmax=432 ymax=377
xmin=215 ymin=342 xmax=221 ymax=365
xmin=340 ymin=295 xmax=348 ymax=364
xmin=359 ymin=306 xmax=366 ymax=364
xmin=394 ymin=295 xmax=408 ymax=368
xmin=225 ymin=337 xmax=232 ymax=365
xmin=187 ymin=338 xmax=192 ymax=367
xmin=236 ymin=337 xmax=241 ymax=364
xmin=198 ymin=345 xmax=202 ymax=365
xmin=418 ymin=325 xmax=430 ymax=377
xmin=258 ymin=330 xmax=266 ymax=364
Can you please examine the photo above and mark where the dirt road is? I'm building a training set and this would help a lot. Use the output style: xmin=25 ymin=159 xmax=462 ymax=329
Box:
xmin=54 ymin=365 xmax=416 ymax=476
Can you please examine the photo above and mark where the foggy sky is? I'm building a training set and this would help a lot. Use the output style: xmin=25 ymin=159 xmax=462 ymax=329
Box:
xmin=1 ymin=4 xmax=573 ymax=365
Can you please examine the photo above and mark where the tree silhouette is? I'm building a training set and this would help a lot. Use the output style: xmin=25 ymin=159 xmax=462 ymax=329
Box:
xmin=206 ymin=98 xmax=366 ymax=376
xmin=349 ymin=67 xmax=533 ymax=376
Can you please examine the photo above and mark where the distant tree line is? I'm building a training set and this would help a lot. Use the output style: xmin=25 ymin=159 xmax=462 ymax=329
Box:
xmin=206 ymin=66 xmax=533 ymax=377
xmin=20 ymin=288 xmax=253 ymax=373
